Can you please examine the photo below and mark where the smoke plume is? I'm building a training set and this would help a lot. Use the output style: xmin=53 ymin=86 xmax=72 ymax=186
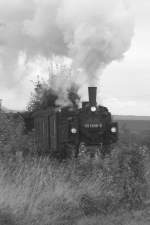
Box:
xmin=0 ymin=0 xmax=134 ymax=109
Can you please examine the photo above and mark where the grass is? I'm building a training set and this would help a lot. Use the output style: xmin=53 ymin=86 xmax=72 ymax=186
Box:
xmin=0 ymin=146 xmax=149 ymax=225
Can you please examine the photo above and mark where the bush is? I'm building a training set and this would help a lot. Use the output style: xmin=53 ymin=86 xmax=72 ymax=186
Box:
xmin=0 ymin=112 xmax=35 ymax=159
xmin=115 ymin=147 xmax=147 ymax=208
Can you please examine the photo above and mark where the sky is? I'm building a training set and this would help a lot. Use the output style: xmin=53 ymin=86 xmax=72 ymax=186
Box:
xmin=0 ymin=0 xmax=150 ymax=116
xmin=101 ymin=0 xmax=150 ymax=115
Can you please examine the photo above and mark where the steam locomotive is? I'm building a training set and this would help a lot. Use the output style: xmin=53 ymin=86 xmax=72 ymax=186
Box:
xmin=32 ymin=87 xmax=118 ymax=159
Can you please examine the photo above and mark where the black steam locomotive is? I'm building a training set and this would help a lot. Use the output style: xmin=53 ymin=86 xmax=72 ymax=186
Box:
xmin=32 ymin=87 xmax=118 ymax=158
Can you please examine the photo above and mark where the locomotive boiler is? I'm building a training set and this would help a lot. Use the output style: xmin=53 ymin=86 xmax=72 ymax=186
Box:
xmin=33 ymin=87 xmax=118 ymax=158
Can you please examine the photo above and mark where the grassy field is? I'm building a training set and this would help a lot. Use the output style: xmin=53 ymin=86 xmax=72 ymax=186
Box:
xmin=114 ymin=115 xmax=150 ymax=133
xmin=117 ymin=120 xmax=150 ymax=133
xmin=0 ymin=145 xmax=150 ymax=225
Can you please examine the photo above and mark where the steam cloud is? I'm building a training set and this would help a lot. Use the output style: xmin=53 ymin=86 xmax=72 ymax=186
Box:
xmin=0 ymin=0 xmax=134 ymax=109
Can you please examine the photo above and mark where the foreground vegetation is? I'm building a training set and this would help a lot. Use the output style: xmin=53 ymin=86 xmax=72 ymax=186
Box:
xmin=1 ymin=112 xmax=150 ymax=224
xmin=0 ymin=145 xmax=149 ymax=225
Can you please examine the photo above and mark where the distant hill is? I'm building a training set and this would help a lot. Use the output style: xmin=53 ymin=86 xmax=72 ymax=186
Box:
xmin=113 ymin=115 xmax=150 ymax=133
xmin=113 ymin=115 xmax=150 ymax=121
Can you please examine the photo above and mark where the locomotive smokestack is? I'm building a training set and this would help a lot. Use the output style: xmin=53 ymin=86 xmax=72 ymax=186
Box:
xmin=88 ymin=87 xmax=97 ymax=106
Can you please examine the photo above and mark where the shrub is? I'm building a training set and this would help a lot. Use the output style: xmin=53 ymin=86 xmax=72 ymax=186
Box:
xmin=109 ymin=145 xmax=147 ymax=209
xmin=0 ymin=112 xmax=35 ymax=159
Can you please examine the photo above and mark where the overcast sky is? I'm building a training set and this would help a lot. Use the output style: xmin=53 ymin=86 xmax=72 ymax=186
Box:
xmin=0 ymin=0 xmax=150 ymax=116
xmin=101 ymin=0 xmax=150 ymax=115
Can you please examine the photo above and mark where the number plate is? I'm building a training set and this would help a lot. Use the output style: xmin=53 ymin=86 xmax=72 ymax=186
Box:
xmin=84 ymin=124 xmax=102 ymax=128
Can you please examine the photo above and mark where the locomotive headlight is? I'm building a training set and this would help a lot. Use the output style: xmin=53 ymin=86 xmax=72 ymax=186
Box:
xmin=111 ymin=127 xmax=117 ymax=133
xmin=71 ymin=128 xmax=77 ymax=134
xmin=91 ymin=106 xmax=96 ymax=112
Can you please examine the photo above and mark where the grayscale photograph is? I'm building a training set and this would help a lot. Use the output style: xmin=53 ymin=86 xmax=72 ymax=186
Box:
xmin=0 ymin=0 xmax=149 ymax=224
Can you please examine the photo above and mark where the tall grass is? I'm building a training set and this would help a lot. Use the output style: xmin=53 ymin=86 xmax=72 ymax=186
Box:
xmin=0 ymin=145 xmax=149 ymax=225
